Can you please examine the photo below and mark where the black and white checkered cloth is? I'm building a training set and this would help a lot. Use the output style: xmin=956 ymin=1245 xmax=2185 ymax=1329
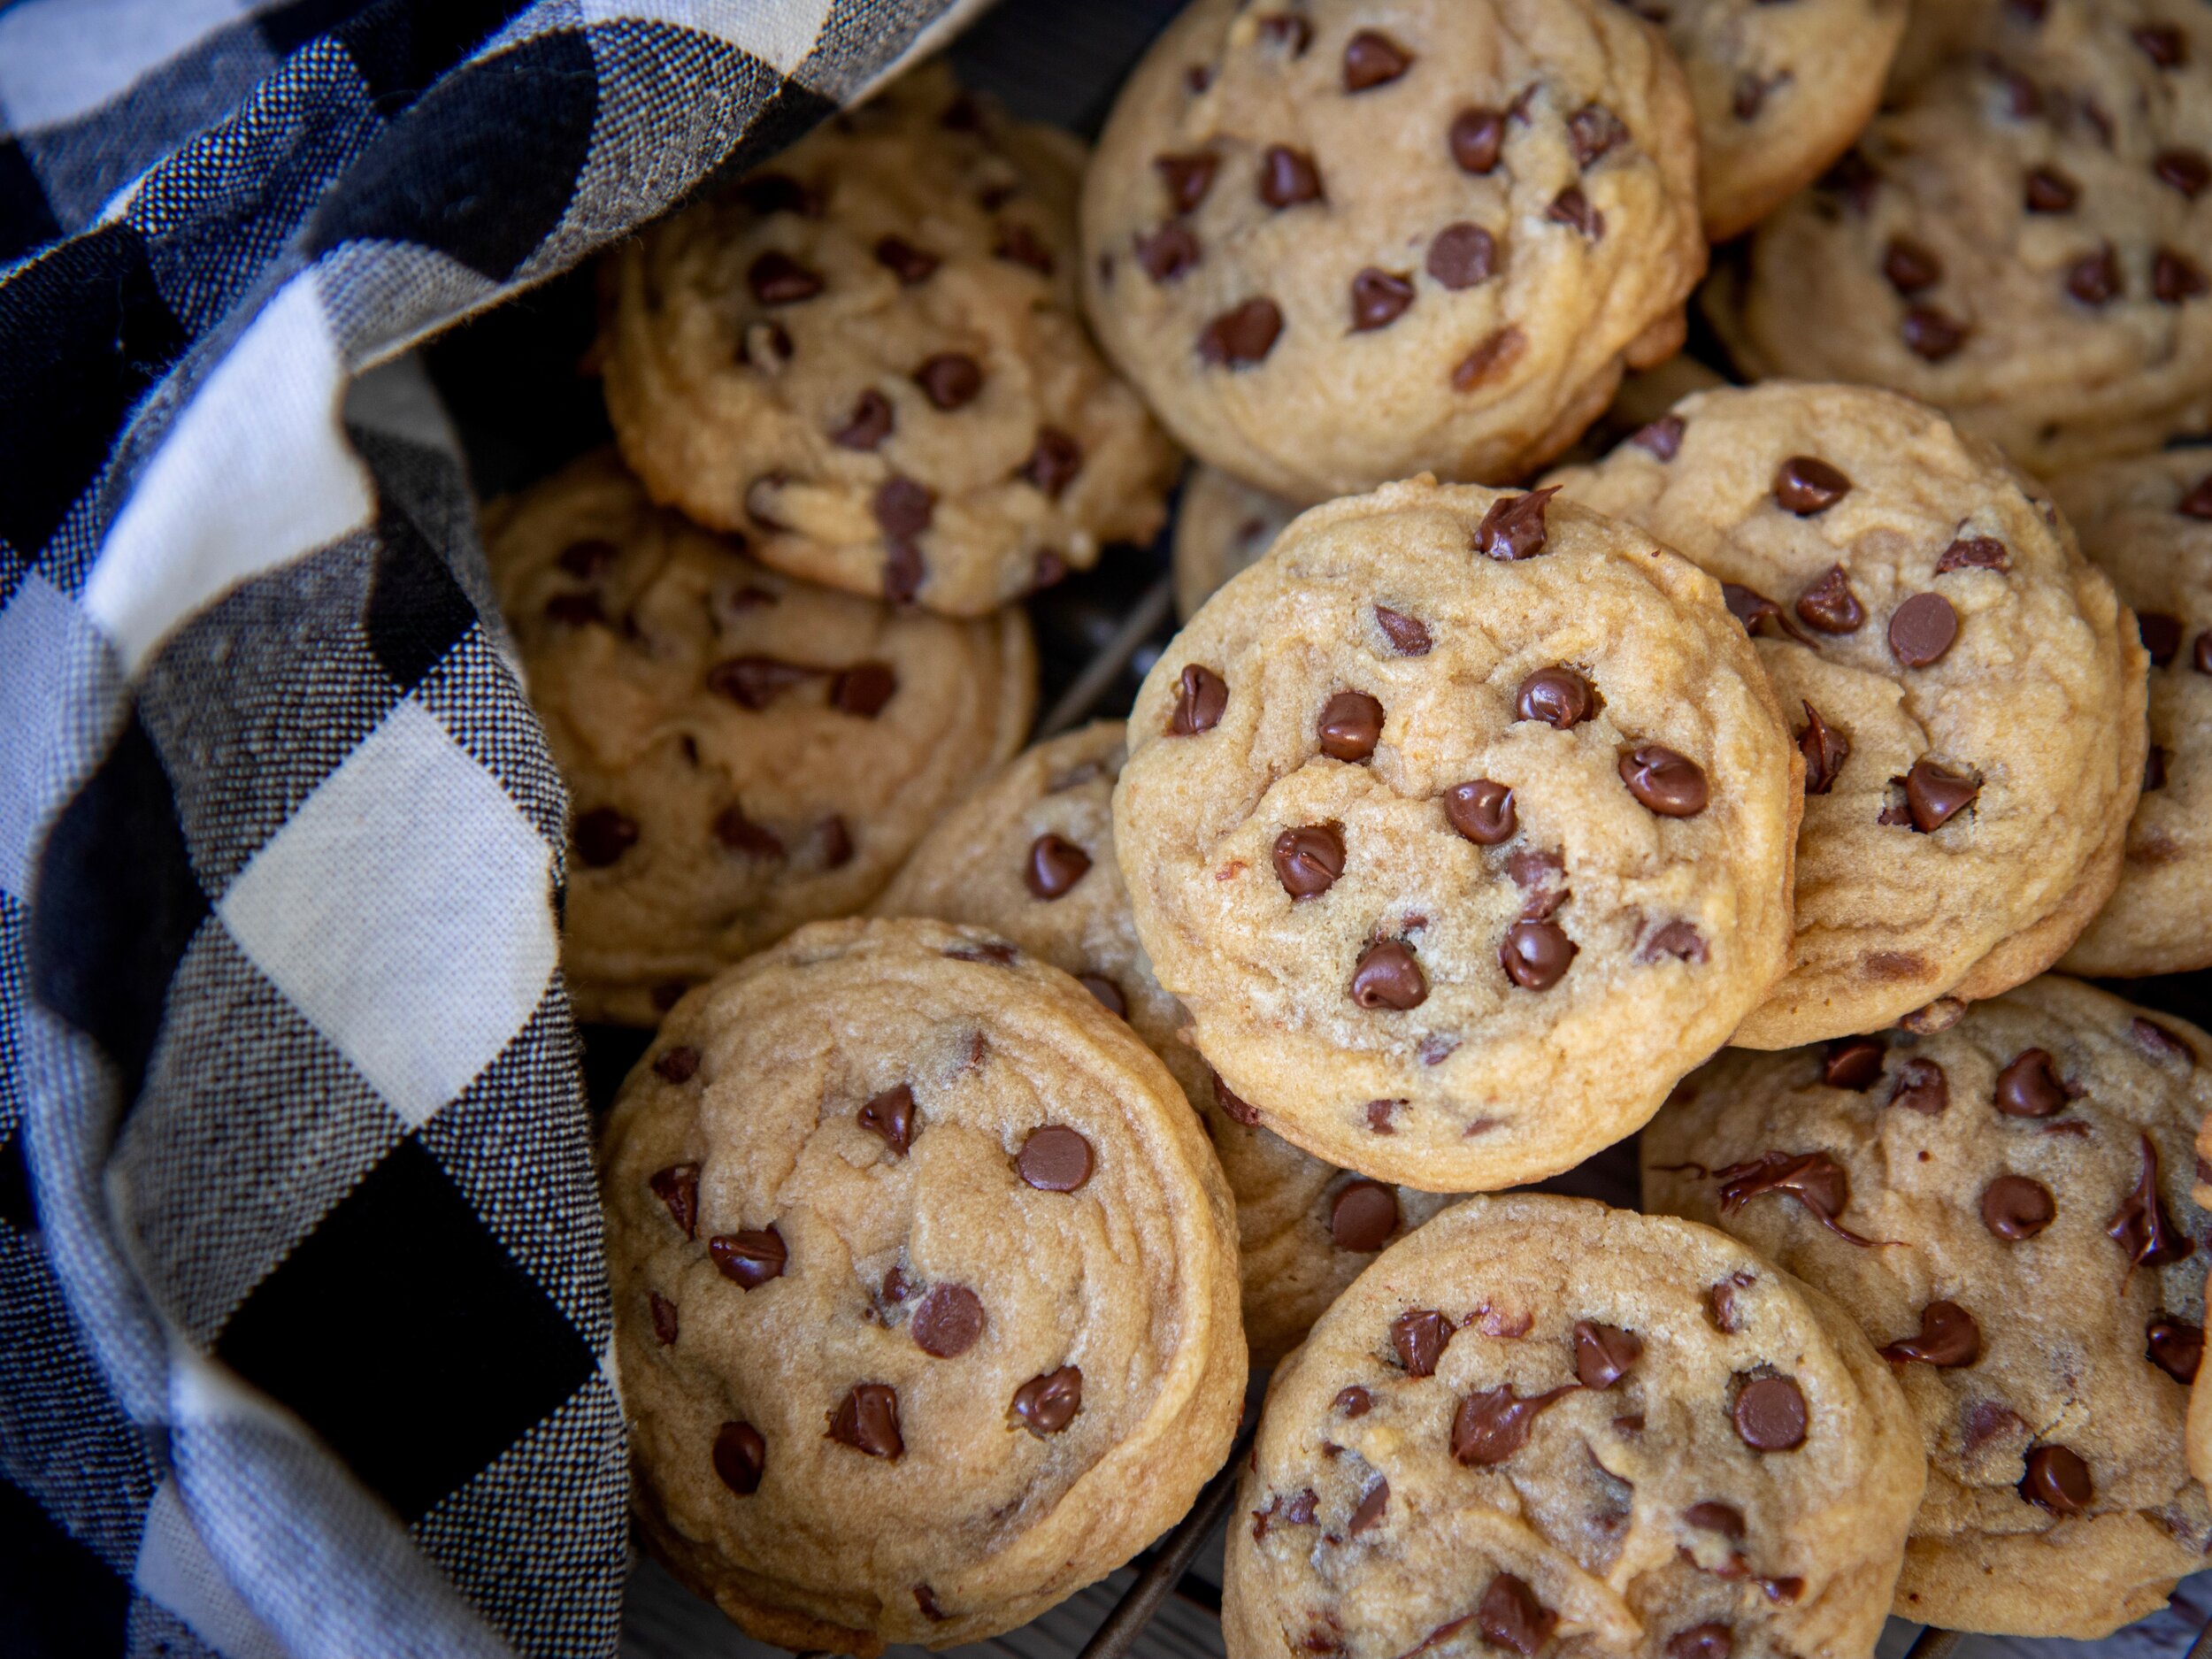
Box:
xmin=0 ymin=4 xmax=979 ymax=1655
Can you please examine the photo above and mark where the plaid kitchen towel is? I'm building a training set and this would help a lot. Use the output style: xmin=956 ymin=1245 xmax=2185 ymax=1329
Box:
xmin=0 ymin=3 xmax=985 ymax=1655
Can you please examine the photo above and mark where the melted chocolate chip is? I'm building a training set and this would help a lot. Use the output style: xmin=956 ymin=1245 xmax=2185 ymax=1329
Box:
xmin=1446 ymin=780 xmax=1517 ymax=845
xmin=1776 ymin=456 xmax=1850 ymax=514
xmin=1619 ymin=745 xmax=1709 ymax=817
xmin=1450 ymin=108 xmax=1506 ymax=173
xmin=2155 ymin=149 xmax=2211 ymax=199
xmin=1171 ymin=664 xmax=1228 ymax=734
xmin=1723 ymin=582 xmax=1808 ymax=642
xmin=1343 ymin=29 xmax=1414 ymax=90
xmin=1018 ymin=1125 xmax=1093 ymax=1192
xmin=1716 ymin=1151 xmax=1877 ymax=1245
xmin=915 ymin=353 xmax=983 ymax=411
xmin=708 ymin=655 xmax=813 ymax=710
xmin=1796 ymin=566 xmax=1865 ymax=634
xmin=1982 ymin=1173 xmax=2056 ymax=1239
xmin=1799 ymin=702 xmax=1849 ymax=795
xmin=1136 ymin=222 xmax=1200 ymax=283
xmin=1896 ymin=757 xmax=1978 ymax=831
xmin=995 ymin=225 xmax=1054 ymax=274
xmin=1351 ymin=941 xmax=1426 ymax=1010
xmin=1318 ymin=690 xmax=1385 ymax=760
xmin=2132 ymin=1018 xmax=2195 ymax=1063
xmin=1823 ymin=1035 xmax=1886 ymax=1090
xmin=575 ymin=806 xmax=638 ymax=866
xmin=1451 ymin=326 xmax=1526 ymax=390
xmin=1994 ymin=1048 xmax=2070 ymax=1117
xmin=1883 ymin=237 xmax=1942 ymax=294
xmin=1733 ymin=1375 xmax=1808 ymax=1450
xmin=1425 ymin=222 xmax=1495 ymax=289
xmin=1025 ymin=833 xmax=1092 ymax=899
xmin=1200 ymin=298 xmax=1283 ymax=366
xmin=1477 ymin=487 xmax=1559 ymax=559
xmin=1392 ymin=1309 xmax=1455 ymax=1377
xmin=833 ymin=388 xmax=895 ymax=450
xmin=1478 ymin=1573 xmax=1557 ymax=1657
xmin=649 ymin=1164 xmax=700 ymax=1238
xmin=828 ymin=1383 xmax=902 ymax=1458
xmin=1260 ymin=146 xmax=1323 ymax=208
xmin=2154 ymin=249 xmax=2208 ymax=304
xmin=873 ymin=236 xmax=941 ymax=289
xmin=2024 ymin=165 xmax=2078 ymax=212
xmin=2108 ymin=1133 xmax=2194 ymax=1270
xmin=1684 ymin=1502 xmax=1745 ymax=1538
xmin=1348 ymin=1479 xmax=1389 ymax=1536
xmin=1155 ymin=150 xmax=1217 ymax=213
xmin=1022 ymin=427 xmax=1082 ymax=497
xmin=1937 ymin=535 xmax=2008 ymax=573
xmin=912 ymin=1284 xmax=985 ymax=1357
xmin=2184 ymin=475 xmax=2212 ymax=519
xmin=1453 ymin=1385 xmax=1573 ymax=1465
xmin=713 ymin=1421 xmax=766 ymax=1494
xmin=1375 ymin=605 xmax=1432 ymax=655
xmin=1275 ymin=824 xmax=1346 ymax=898
xmin=1568 ymin=104 xmax=1626 ymax=168
xmin=1350 ymin=267 xmax=1417 ymax=332
xmin=2066 ymin=243 xmax=2122 ymax=306
xmin=1012 ymin=1365 xmax=1081 ymax=1434
xmin=710 ymin=1228 xmax=787 ymax=1288
xmin=2139 ymin=611 xmax=2184 ymax=667
xmin=1880 ymin=1300 xmax=1980 ymax=1366
xmin=1902 ymin=306 xmax=1967 ymax=360
xmin=1515 ymin=666 xmax=1592 ymax=728
xmin=875 ymin=476 xmax=934 ymax=551
xmin=1547 ymin=185 xmax=1603 ymax=238
xmin=748 ymin=251 xmax=823 ymax=305
xmin=858 ymin=1084 xmax=915 ymax=1156
xmin=649 ymin=1290 xmax=680 ymax=1345
xmin=1572 ymin=1321 xmax=1642 ymax=1388
xmin=1501 ymin=920 xmax=1577 ymax=991
xmin=2020 ymin=1443 xmax=2092 ymax=1512
xmin=825 ymin=664 xmax=895 ymax=721
xmin=1890 ymin=1058 xmax=1949 ymax=1115
xmin=1332 ymin=1180 xmax=1400 ymax=1251
xmin=2133 ymin=23 xmax=2185 ymax=65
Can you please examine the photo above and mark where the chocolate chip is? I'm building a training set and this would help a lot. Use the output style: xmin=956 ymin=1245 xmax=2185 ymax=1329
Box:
xmin=1260 ymin=145 xmax=1322 ymax=207
xmin=1684 ymin=1502 xmax=1745 ymax=1538
xmin=1018 ymin=1125 xmax=1093 ymax=1191
xmin=1823 ymin=1035 xmax=1886 ymax=1090
xmin=1259 ymin=12 xmax=1311 ymax=52
xmin=1733 ymin=1376 xmax=1807 ymax=1451
xmin=1318 ymin=690 xmax=1385 ymax=760
xmin=1392 ymin=1309 xmax=1455 ymax=1377
xmin=859 ymin=1084 xmax=915 ymax=1155
xmin=557 ymin=537 xmax=618 ymax=578
xmin=1343 ymin=29 xmax=1413 ymax=90
xmin=710 ymin=1228 xmax=787 ymax=1288
xmin=2154 ymin=249 xmax=2208 ymax=304
xmin=2195 ymin=630 xmax=2212 ymax=672
xmin=1374 ymin=605 xmax=1432 ymax=655
xmin=2108 ymin=1133 xmax=2194 ymax=1270
xmin=1500 ymin=919 xmax=1576 ymax=991
xmin=1351 ymin=941 xmax=1426 ymax=1010
xmin=1011 ymin=1365 xmax=1082 ymax=1436
xmin=649 ymin=1290 xmax=680 ymax=1344
xmin=1707 ymin=1271 xmax=1753 ymax=1333
xmin=1335 ymin=1386 xmax=1372 ymax=1417
xmin=833 ymin=388 xmax=894 ymax=450
xmin=1937 ymin=535 xmax=2008 ymax=573
xmin=741 ymin=322 xmax=793 ymax=372
xmin=1199 ymin=297 xmax=1284 ymax=366
xmin=1275 ymin=824 xmax=1346 ymax=899
xmin=1364 ymin=1098 xmax=1405 ymax=1135
xmin=1994 ymin=1048 xmax=2070 ymax=1117
xmin=1982 ymin=1173 xmax=2055 ymax=1240
xmin=1776 ymin=456 xmax=1850 ymax=514
xmin=1446 ymin=780 xmax=1516 ymax=845
xmin=915 ymin=353 xmax=983 ymax=411
xmin=1668 ymin=1627 xmax=1732 ymax=1659
xmin=542 ymin=591 xmax=605 ymax=627
xmin=2146 ymin=743 xmax=2170 ymax=791
xmin=1568 ymin=104 xmax=1626 ymax=168
xmin=1572 ymin=1321 xmax=1642 ymax=1388
xmin=2066 ymin=243 xmax=2122 ymax=306
xmin=2020 ymin=1443 xmax=2091 ymax=1513
xmin=1638 ymin=920 xmax=1706 ymax=964
xmin=2185 ymin=475 xmax=2212 ymax=519
xmin=1449 ymin=107 xmax=1506 ymax=173
xmin=1723 ymin=583 xmax=1809 ymax=643
xmin=2024 ymin=165 xmax=2078 ymax=212
xmin=1890 ymin=1058 xmax=1948 ymax=1115
xmin=2133 ymin=1018 xmax=2195 ymax=1063
xmin=1547 ymin=185 xmax=1603 ymax=238
xmin=1716 ymin=1151 xmax=1877 ymax=1245
xmin=575 ymin=806 xmax=638 ymax=866
xmin=1350 ymin=268 xmax=1416 ymax=332
xmin=1799 ymin=702 xmax=1849 ymax=795
xmin=914 ymin=1585 xmax=949 ymax=1623
xmin=1332 ymin=1180 xmax=1400 ymax=1251
xmin=832 ymin=661 xmax=897 ymax=717
xmin=1077 ymin=974 xmax=1125 ymax=1018
xmin=1214 ymin=1071 xmax=1262 ymax=1127
xmin=1025 ymin=833 xmax=1092 ymax=899
xmin=1795 ymin=566 xmax=1864 ymax=634
xmin=1902 ymin=306 xmax=1967 ymax=360
xmin=1893 ymin=757 xmax=1978 ymax=831
xmin=2136 ymin=611 xmax=2183 ymax=668
xmin=874 ymin=475 xmax=933 ymax=546
xmin=1822 ymin=150 xmax=1881 ymax=211
xmin=708 ymin=655 xmax=812 ymax=710
xmin=1619 ymin=745 xmax=1708 ymax=817
xmin=1883 ymin=237 xmax=1943 ymax=293
xmin=995 ymin=225 xmax=1054 ymax=274
xmin=1515 ymin=666 xmax=1592 ymax=728
xmin=1477 ymin=487 xmax=1559 ymax=559
xmin=1453 ymin=1385 xmax=1573 ymax=1465
xmin=1880 ymin=1300 xmax=1980 ymax=1366
xmin=1887 ymin=593 xmax=1959 ymax=667
xmin=2149 ymin=1315 xmax=2205 ymax=1384
xmin=1632 ymin=415 xmax=1685 ymax=460
xmin=1452 ymin=326 xmax=1526 ymax=390
xmin=828 ymin=1383 xmax=902 ymax=1458
xmin=1348 ymin=1479 xmax=1389 ymax=1536
xmin=874 ymin=236 xmax=938 ymax=284
xmin=713 ymin=1421 xmax=766 ymax=1494
xmin=1425 ymin=223 xmax=1494 ymax=289
xmin=654 ymin=1047 xmax=701 ymax=1085
xmin=1733 ymin=71 xmax=1782 ymax=119
xmin=912 ymin=1284 xmax=985 ymax=1357
xmin=748 ymin=251 xmax=823 ymax=305
xmin=2133 ymin=23 xmax=2185 ymax=65
xmin=1136 ymin=222 xmax=1200 ymax=283
xmin=1171 ymin=664 xmax=1228 ymax=734
xmin=1156 ymin=151 xmax=1217 ymax=214
xmin=1477 ymin=1573 xmax=1556 ymax=1657
xmin=2155 ymin=149 xmax=2211 ymax=199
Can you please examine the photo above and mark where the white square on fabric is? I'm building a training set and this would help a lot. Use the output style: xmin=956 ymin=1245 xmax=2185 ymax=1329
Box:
xmin=578 ymin=0 xmax=833 ymax=71
xmin=133 ymin=1477 xmax=290 ymax=1659
xmin=0 ymin=0 xmax=252 ymax=134
xmin=216 ymin=697 xmax=557 ymax=1128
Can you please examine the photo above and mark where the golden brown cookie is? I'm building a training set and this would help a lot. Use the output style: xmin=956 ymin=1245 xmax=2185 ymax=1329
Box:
xmin=1080 ymin=0 xmax=1705 ymax=502
xmin=482 ymin=450 xmax=1033 ymax=1024
xmin=602 ymin=917 xmax=1244 ymax=1654
xmin=602 ymin=62 xmax=1179 ymax=616
xmin=1223 ymin=1194 xmax=1924 ymax=1659
xmin=1116 ymin=476 xmax=1801 ymax=1193
xmin=1645 ymin=977 xmax=2212 ymax=1638
xmin=1171 ymin=464 xmax=1301 ymax=621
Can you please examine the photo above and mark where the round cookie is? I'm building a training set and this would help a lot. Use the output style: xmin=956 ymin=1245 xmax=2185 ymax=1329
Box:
xmin=1548 ymin=381 xmax=2147 ymax=1048
xmin=1643 ymin=977 xmax=2212 ymax=1639
xmin=1173 ymin=464 xmax=1300 ymax=620
xmin=601 ymin=917 xmax=1245 ymax=1654
xmin=1707 ymin=0 xmax=2212 ymax=474
xmin=1079 ymin=0 xmax=1705 ymax=503
xmin=2045 ymin=450 xmax=2212 ymax=977
xmin=872 ymin=722 xmax=1458 ymax=1363
xmin=1222 ymin=1194 xmax=1924 ymax=1659
xmin=1114 ymin=475 xmax=1801 ymax=1193
xmin=1639 ymin=0 xmax=1909 ymax=241
xmin=602 ymin=61 xmax=1179 ymax=616
xmin=482 ymin=450 xmax=1034 ymax=1025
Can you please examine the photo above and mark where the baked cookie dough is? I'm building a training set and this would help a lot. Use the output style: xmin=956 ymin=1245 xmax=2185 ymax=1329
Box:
xmin=1707 ymin=0 xmax=2212 ymax=473
xmin=1172 ymin=464 xmax=1300 ymax=621
xmin=1640 ymin=0 xmax=1909 ymax=241
xmin=2045 ymin=450 xmax=2212 ymax=977
xmin=1644 ymin=977 xmax=2212 ymax=1638
xmin=1548 ymin=381 xmax=2147 ymax=1048
xmin=1223 ymin=1194 xmax=1924 ymax=1659
xmin=482 ymin=450 xmax=1033 ymax=1025
xmin=1115 ymin=476 xmax=1800 ymax=1193
xmin=602 ymin=62 xmax=1179 ymax=616
xmin=1079 ymin=0 xmax=1705 ymax=502
xmin=602 ymin=917 xmax=1244 ymax=1654
xmin=873 ymin=722 xmax=1456 ymax=1363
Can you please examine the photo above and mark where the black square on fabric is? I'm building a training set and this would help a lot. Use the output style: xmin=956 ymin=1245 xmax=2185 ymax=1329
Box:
xmin=0 ymin=139 xmax=61 ymax=265
xmin=27 ymin=713 xmax=210 ymax=1104
xmin=214 ymin=1135 xmax=594 ymax=1523
xmin=366 ymin=504 xmax=477 ymax=690
xmin=309 ymin=28 xmax=596 ymax=282
xmin=0 ymin=1126 xmax=34 ymax=1235
xmin=0 ymin=1470 xmax=133 ymax=1659
xmin=263 ymin=0 xmax=522 ymax=115
xmin=703 ymin=80 xmax=839 ymax=198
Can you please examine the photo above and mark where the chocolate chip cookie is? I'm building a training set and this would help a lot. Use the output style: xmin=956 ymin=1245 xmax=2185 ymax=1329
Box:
xmin=873 ymin=722 xmax=1457 ymax=1363
xmin=2044 ymin=450 xmax=2212 ymax=977
xmin=1115 ymin=476 xmax=1801 ymax=1193
xmin=1172 ymin=464 xmax=1300 ymax=621
xmin=602 ymin=917 xmax=1244 ymax=1654
xmin=1079 ymin=0 xmax=1705 ymax=502
xmin=1222 ymin=1194 xmax=1924 ymax=1659
xmin=1548 ymin=381 xmax=2147 ymax=1048
xmin=1707 ymin=0 xmax=2212 ymax=473
xmin=482 ymin=451 xmax=1033 ymax=1025
xmin=601 ymin=62 xmax=1179 ymax=616
xmin=1640 ymin=0 xmax=1909 ymax=240
xmin=1644 ymin=976 xmax=2212 ymax=1638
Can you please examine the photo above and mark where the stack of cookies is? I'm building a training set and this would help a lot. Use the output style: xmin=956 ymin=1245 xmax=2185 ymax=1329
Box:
xmin=473 ymin=1 xmax=2212 ymax=1654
